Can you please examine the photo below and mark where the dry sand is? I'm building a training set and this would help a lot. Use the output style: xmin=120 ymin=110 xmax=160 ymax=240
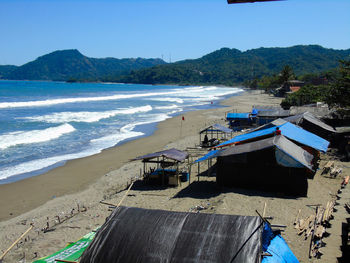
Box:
xmin=0 ymin=90 xmax=348 ymax=263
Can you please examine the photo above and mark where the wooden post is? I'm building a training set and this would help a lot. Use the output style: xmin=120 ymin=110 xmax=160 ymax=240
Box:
xmin=0 ymin=225 xmax=34 ymax=261
xmin=262 ymin=202 xmax=267 ymax=218
xmin=116 ymin=181 xmax=134 ymax=208
xmin=198 ymin=162 xmax=200 ymax=182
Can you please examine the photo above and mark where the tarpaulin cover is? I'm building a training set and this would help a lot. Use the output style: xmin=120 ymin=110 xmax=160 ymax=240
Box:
xmin=251 ymin=108 xmax=259 ymax=115
xmin=80 ymin=206 xmax=263 ymax=263
xmin=284 ymin=112 xmax=336 ymax=133
xmin=262 ymin=235 xmax=299 ymax=263
xmin=257 ymin=109 xmax=290 ymax=117
xmin=227 ymin=112 xmax=251 ymax=119
xmin=217 ymin=121 xmax=329 ymax=152
xmin=194 ymin=149 xmax=220 ymax=163
xmin=220 ymin=136 xmax=314 ymax=171
xmin=133 ymin=148 xmax=188 ymax=162
xmin=194 ymin=136 xmax=314 ymax=171
xmin=200 ymin=123 xmax=233 ymax=134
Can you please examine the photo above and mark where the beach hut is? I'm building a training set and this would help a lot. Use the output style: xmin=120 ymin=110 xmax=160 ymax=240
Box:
xmin=216 ymin=119 xmax=330 ymax=172
xmin=199 ymin=123 xmax=233 ymax=147
xmin=226 ymin=112 xmax=254 ymax=131
xmin=133 ymin=148 xmax=189 ymax=186
xmin=201 ymin=135 xmax=314 ymax=196
xmin=80 ymin=206 xmax=299 ymax=263
xmin=256 ymin=108 xmax=291 ymax=125
xmin=284 ymin=112 xmax=336 ymax=140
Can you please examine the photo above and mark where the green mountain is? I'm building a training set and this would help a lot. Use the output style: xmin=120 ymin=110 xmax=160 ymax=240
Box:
xmin=0 ymin=65 xmax=17 ymax=78
xmin=2 ymin=49 xmax=166 ymax=81
xmin=114 ymin=45 xmax=350 ymax=85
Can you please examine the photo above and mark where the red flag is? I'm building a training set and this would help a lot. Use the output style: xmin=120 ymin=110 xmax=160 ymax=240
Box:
xmin=182 ymin=116 xmax=185 ymax=121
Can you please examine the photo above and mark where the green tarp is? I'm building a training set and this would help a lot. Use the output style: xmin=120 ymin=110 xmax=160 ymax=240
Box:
xmin=33 ymin=230 xmax=96 ymax=263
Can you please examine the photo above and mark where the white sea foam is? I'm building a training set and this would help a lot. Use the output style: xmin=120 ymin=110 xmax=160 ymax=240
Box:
xmin=0 ymin=126 xmax=145 ymax=180
xmin=0 ymin=150 xmax=96 ymax=180
xmin=0 ymin=124 xmax=75 ymax=149
xmin=154 ymin=104 xmax=179 ymax=110
xmin=0 ymin=86 xmax=242 ymax=109
xmin=22 ymin=105 xmax=152 ymax=123
xmin=150 ymin=97 xmax=184 ymax=103
xmin=0 ymin=90 xmax=185 ymax=109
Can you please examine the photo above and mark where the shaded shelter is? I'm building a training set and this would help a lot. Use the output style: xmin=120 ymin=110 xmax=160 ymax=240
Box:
xmin=284 ymin=111 xmax=336 ymax=140
xmin=80 ymin=206 xmax=298 ymax=263
xmin=216 ymin=120 xmax=330 ymax=153
xmin=213 ymin=136 xmax=314 ymax=196
xmin=133 ymin=148 xmax=189 ymax=186
xmin=256 ymin=108 xmax=290 ymax=125
xmin=226 ymin=112 xmax=254 ymax=131
xmin=199 ymin=123 xmax=233 ymax=147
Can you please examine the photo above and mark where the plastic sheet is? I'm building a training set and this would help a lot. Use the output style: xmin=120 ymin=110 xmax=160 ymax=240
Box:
xmin=81 ymin=206 xmax=263 ymax=263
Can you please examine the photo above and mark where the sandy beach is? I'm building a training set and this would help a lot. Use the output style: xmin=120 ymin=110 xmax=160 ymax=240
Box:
xmin=0 ymin=90 xmax=348 ymax=263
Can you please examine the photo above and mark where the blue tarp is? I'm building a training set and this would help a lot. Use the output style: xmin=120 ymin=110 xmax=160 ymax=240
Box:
xmin=217 ymin=122 xmax=329 ymax=152
xmin=194 ymin=150 xmax=220 ymax=163
xmin=227 ymin=112 xmax=250 ymax=120
xmin=251 ymin=108 xmax=259 ymax=115
xmin=262 ymin=235 xmax=299 ymax=263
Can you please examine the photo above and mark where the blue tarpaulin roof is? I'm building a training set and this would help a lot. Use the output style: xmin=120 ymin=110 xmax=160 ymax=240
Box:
xmin=251 ymin=108 xmax=259 ymax=115
xmin=262 ymin=235 xmax=299 ymax=263
xmin=227 ymin=112 xmax=250 ymax=120
xmin=194 ymin=150 xmax=220 ymax=163
xmin=217 ymin=122 xmax=329 ymax=152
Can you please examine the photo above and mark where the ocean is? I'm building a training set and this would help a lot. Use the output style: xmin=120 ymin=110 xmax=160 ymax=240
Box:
xmin=0 ymin=80 xmax=243 ymax=184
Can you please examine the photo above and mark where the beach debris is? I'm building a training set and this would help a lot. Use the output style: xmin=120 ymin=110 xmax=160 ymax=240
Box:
xmin=330 ymin=166 xmax=342 ymax=178
xmin=0 ymin=224 xmax=34 ymax=262
xmin=321 ymin=161 xmax=334 ymax=175
xmin=41 ymin=204 xmax=88 ymax=233
xmin=341 ymin=175 xmax=349 ymax=188
xmin=189 ymin=205 xmax=207 ymax=212
xmin=295 ymin=196 xmax=337 ymax=258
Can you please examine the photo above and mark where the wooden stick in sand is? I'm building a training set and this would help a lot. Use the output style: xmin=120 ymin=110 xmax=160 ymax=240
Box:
xmin=262 ymin=202 xmax=267 ymax=218
xmin=116 ymin=181 xmax=134 ymax=208
xmin=55 ymin=260 xmax=78 ymax=263
xmin=0 ymin=224 xmax=34 ymax=262
xmin=100 ymin=181 xmax=135 ymax=208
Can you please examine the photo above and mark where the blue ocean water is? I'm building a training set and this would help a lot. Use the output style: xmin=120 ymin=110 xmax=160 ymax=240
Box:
xmin=0 ymin=80 xmax=243 ymax=184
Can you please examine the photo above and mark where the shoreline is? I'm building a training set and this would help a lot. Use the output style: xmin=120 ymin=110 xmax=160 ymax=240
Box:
xmin=0 ymin=90 xmax=247 ymax=221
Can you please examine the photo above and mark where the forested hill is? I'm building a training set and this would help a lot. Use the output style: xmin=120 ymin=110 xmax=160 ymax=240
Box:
xmin=1 ymin=49 xmax=166 ymax=81
xmin=114 ymin=45 xmax=350 ymax=85
xmin=1 ymin=45 xmax=349 ymax=84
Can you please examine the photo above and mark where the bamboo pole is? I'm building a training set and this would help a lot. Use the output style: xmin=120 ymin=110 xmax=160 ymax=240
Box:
xmin=116 ymin=181 xmax=134 ymax=208
xmin=55 ymin=260 xmax=78 ymax=263
xmin=262 ymin=202 xmax=267 ymax=218
xmin=0 ymin=224 xmax=34 ymax=261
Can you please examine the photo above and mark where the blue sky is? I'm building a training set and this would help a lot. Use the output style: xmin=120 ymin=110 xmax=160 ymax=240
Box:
xmin=0 ymin=0 xmax=349 ymax=65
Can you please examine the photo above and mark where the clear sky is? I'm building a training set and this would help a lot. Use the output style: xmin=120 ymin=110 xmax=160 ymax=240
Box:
xmin=0 ymin=0 xmax=349 ymax=66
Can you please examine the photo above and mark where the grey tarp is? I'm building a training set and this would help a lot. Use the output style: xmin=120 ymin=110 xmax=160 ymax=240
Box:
xmin=80 ymin=206 xmax=263 ymax=263
xmin=284 ymin=112 xmax=336 ymax=133
xmin=219 ymin=135 xmax=314 ymax=171
xmin=257 ymin=109 xmax=290 ymax=117
xmin=196 ymin=135 xmax=314 ymax=171
xmin=133 ymin=148 xmax=188 ymax=162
